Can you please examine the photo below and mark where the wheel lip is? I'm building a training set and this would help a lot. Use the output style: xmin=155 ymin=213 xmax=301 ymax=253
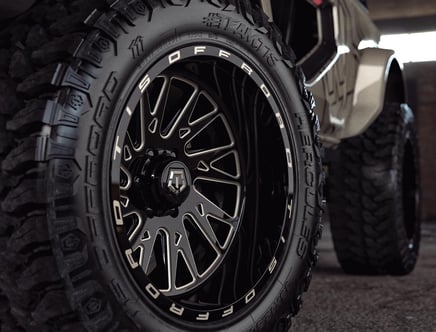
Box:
xmin=106 ymin=41 xmax=299 ymax=325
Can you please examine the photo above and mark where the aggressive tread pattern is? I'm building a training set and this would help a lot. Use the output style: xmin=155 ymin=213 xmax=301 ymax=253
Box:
xmin=0 ymin=0 xmax=323 ymax=331
xmin=328 ymin=103 xmax=419 ymax=275
xmin=0 ymin=1 xmax=108 ymax=331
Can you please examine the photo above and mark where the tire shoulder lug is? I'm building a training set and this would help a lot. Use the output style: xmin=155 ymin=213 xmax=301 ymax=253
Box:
xmin=85 ymin=11 xmax=122 ymax=41
xmin=35 ymin=135 xmax=50 ymax=162
xmin=53 ymin=64 xmax=92 ymax=93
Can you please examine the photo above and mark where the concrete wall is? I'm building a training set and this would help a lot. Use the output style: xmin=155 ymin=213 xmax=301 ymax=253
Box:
xmin=367 ymin=0 xmax=436 ymax=20
xmin=404 ymin=62 xmax=436 ymax=221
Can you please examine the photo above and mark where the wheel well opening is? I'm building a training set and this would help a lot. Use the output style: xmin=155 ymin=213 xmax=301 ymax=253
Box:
xmin=271 ymin=0 xmax=319 ymax=61
xmin=385 ymin=59 xmax=406 ymax=104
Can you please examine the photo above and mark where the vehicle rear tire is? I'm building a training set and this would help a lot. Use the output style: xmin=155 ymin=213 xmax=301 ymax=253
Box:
xmin=0 ymin=0 xmax=323 ymax=331
xmin=328 ymin=103 xmax=420 ymax=275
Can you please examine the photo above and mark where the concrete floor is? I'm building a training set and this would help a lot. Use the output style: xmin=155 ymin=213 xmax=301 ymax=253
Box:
xmin=293 ymin=222 xmax=436 ymax=332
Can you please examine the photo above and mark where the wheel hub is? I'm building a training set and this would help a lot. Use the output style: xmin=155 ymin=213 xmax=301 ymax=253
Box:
xmin=130 ymin=151 xmax=191 ymax=216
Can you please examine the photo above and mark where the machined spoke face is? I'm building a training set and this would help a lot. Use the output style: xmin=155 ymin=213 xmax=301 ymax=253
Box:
xmin=110 ymin=48 xmax=297 ymax=324
xmin=115 ymin=73 xmax=244 ymax=296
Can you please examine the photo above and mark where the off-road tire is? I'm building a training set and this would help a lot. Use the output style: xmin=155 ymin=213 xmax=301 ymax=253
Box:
xmin=0 ymin=0 xmax=323 ymax=331
xmin=328 ymin=103 xmax=420 ymax=275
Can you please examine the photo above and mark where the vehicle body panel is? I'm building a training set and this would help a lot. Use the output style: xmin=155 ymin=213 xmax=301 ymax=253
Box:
xmin=265 ymin=0 xmax=406 ymax=145
xmin=345 ymin=47 xmax=396 ymax=138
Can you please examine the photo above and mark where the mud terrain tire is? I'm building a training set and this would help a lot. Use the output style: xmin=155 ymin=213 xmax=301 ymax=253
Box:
xmin=329 ymin=103 xmax=420 ymax=275
xmin=0 ymin=0 xmax=323 ymax=331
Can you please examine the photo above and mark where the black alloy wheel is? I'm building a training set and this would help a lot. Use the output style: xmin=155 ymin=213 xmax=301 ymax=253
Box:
xmin=113 ymin=71 xmax=245 ymax=298
xmin=109 ymin=51 xmax=309 ymax=326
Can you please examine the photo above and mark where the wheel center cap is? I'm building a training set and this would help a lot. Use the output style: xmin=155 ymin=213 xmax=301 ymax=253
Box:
xmin=161 ymin=161 xmax=191 ymax=201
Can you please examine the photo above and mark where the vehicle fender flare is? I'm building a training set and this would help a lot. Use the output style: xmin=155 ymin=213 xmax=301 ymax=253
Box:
xmin=344 ymin=48 xmax=406 ymax=138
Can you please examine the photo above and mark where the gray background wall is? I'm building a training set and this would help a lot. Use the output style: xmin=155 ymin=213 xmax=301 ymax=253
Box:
xmin=404 ymin=63 xmax=436 ymax=221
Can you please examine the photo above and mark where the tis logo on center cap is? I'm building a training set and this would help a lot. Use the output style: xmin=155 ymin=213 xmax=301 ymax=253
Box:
xmin=167 ymin=168 xmax=187 ymax=194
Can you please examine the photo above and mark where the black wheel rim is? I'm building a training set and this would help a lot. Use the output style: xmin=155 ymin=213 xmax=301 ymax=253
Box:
xmin=110 ymin=45 xmax=296 ymax=324
xmin=117 ymin=73 xmax=244 ymax=296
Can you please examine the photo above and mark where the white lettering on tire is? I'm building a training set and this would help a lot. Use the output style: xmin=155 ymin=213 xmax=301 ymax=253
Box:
xmin=169 ymin=51 xmax=181 ymax=64
xmin=139 ymin=74 xmax=151 ymax=93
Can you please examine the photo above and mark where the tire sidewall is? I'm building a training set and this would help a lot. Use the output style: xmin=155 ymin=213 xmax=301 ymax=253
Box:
xmin=393 ymin=105 xmax=420 ymax=271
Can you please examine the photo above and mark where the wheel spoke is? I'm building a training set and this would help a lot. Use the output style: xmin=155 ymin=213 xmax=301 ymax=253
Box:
xmin=157 ymin=77 xmax=200 ymax=140
xmin=172 ymin=90 xmax=219 ymax=142
xmin=189 ymin=189 xmax=228 ymax=223
xmin=127 ymin=97 xmax=147 ymax=153
xmin=189 ymin=149 xmax=241 ymax=185
xmin=184 ymin=114 xmax=235 ymax=158
xmin=127 ymin=211 xmax=146 ymax=245
xmin=147 ymin=76 xmax=167 ymax=115
xmin=136 ymin=228 xmax=158 ymax=272
xmin=191 ymin=177 xmax=242 ymax=220
xmin=141 ymin=87 xmax=153 ymax=117
xmin=136 ymin=76 xmax=170 ymax=147
xmin=166 ymin=231 xmax=179 ymax=292
xmin=177 ymin=226 xmax=199 ymax=278
xmin=123 ymin=133 xmax=136 ymax=167
xmin=209 ymin=150 xmax=241 ymax=180
xmin=120 ymin=165 xmax=133 ymax=191
xmin=119 ymin=195 xmax=136 ymax=216
xmin=190 ymin=211 xmax=221 ymax=254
